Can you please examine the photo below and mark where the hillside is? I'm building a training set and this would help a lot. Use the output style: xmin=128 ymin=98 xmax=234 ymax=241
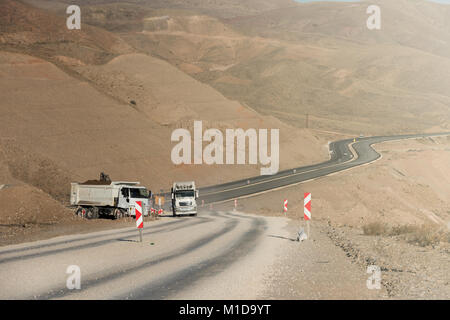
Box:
xmin=0 ymin=0 xmax=133 ymax=65
xmin=227 ymin=0 xmax=450 ymax=59
xmin=22 ymin=0 xmax=295 ymax=19
xmin=99 ymin=0 xmax=450 ymax=135
xmin=0 ymin=49 xmax=328 ymax=189
xmin=17 ymin=0 xmax=450 ymax=135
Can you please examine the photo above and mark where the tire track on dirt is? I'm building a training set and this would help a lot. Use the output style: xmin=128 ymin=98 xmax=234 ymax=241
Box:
xmin=34 ymin=212 xmax=239 ymax=300
xmin=0 ymin=216 xmax=214 ymax=264
xmin=0 ymin=219 xmax=185 ymax=257
xmin=117 ymin=212 xmax=266 ymax=300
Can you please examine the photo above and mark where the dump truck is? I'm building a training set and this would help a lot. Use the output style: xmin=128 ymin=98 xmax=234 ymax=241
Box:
xmin=171 ymin=181 xmax=198 ymax=216
xmin=70 ymin=180 xmax=151 ymax=219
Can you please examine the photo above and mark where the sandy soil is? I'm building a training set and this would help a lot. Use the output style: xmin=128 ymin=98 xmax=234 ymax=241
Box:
xmin=261 ymin=220 xmax=388 ymax=299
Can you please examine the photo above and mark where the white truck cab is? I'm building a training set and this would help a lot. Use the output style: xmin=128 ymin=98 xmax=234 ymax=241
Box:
xmin=116 ymin=183 xmax=150 ymax=216
xmin=171 ymin=181 xmax=198 ymax=216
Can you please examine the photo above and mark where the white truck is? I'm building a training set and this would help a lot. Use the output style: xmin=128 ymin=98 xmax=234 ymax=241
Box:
xmin=70 ymin=181 xmax=151 ymax=219
xmin=171 ymin=181 xmax=198 ymax=217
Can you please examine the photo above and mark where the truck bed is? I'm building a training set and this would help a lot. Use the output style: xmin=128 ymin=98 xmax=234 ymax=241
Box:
xmin=70 ymin=183 xmax=118 ymax=207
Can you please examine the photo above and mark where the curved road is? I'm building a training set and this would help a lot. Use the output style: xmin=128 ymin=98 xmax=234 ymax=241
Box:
xmin=195 ymin=132 xmax=450 ymax=204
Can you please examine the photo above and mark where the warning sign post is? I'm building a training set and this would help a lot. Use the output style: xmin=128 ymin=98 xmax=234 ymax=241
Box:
xmin=304 ymin=193 xmax=311 ymax=237
xmin=135 ymin=201 xmax=144 ymax=242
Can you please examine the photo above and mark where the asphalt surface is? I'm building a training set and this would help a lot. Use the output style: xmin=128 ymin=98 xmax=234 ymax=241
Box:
xmin=194 ymin=132 xmax=450 ymax=204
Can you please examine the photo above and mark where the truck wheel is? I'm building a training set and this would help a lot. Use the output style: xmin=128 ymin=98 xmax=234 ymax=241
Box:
xmin=113 ymin=208 xmax=123 ymax=220
xmin=86 ymin=207 xmax=98 ymax=220
xmin=92 ymin=207 xmax=100 ymax=219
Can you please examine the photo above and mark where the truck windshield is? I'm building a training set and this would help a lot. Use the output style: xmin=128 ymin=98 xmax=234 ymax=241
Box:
xmin=130 ymin=188 xmax=149 ymax=198
xmin=175 ymin=190 xmax=195 ymax=198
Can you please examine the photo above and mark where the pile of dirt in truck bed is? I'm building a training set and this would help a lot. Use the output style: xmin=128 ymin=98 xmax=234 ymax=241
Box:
xmin=80 ymin=180 xmax=111 ymax=185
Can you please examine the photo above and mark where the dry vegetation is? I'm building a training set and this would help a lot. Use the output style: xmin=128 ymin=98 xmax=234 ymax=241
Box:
xmin=363 ymin=222 xmax=450 ymax=247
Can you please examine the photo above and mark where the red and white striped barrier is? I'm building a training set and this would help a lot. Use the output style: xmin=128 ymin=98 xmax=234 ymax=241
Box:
xmin=283 ymin=199 xmax=288 ymax=214
xmin=158 ymin=208 xmax=164 ymax=215
xmin=135 ymin=201 xmax=143 ymax=229
xmin=304 ymin=193 xmax=311 ymax=221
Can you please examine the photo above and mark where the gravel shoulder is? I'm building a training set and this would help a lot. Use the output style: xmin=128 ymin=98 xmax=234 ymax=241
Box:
xmin=260 ymin=219 xmax=388 ymax=299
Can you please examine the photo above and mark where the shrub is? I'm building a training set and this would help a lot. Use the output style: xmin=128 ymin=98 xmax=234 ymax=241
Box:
xmin=363 ymin=222 xmax=449 ymax=247
xmin=362 ymin=222 xmax=390 ymax=236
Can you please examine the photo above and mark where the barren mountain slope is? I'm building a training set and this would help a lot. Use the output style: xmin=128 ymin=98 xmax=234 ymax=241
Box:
xmin=0 ymin=0 xmax=133 ymax=66
xmin=23 ymin=0 xmax=295 ymax=19
xmin=227 ymin=0 xmax=450 ymax=59
xmin=74 ymin=52 xmax=330 ymax=169
xmin=0 ymin=48 xmax=328 ymax=194
xmin=109 ymin=0 xmax=450 ymax=135
xmin=18 ymin=0 xmax=450 ymax=135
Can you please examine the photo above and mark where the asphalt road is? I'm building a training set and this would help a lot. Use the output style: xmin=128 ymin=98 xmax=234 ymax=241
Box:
xmin=194 ymin=132 xmax=450 ymax=205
